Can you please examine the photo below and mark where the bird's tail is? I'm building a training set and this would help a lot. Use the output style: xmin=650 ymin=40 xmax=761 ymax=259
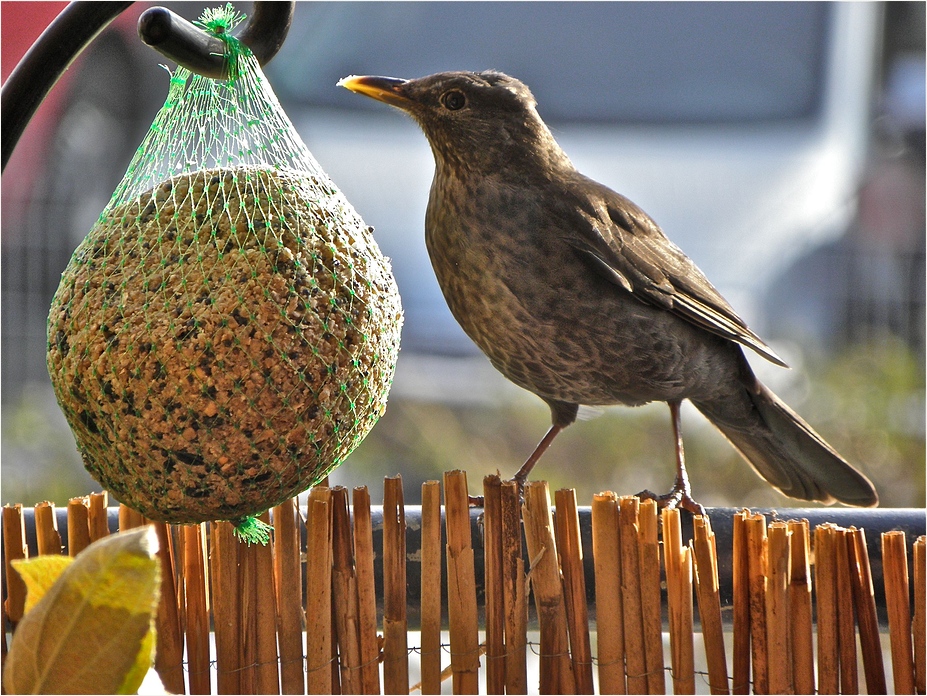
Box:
xmin=692 ymin=368 xmax=879 ymax=507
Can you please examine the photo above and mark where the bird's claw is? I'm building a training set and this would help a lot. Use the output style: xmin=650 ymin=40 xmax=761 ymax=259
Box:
xmin=636 ymin=488 xmax=706 ymax=516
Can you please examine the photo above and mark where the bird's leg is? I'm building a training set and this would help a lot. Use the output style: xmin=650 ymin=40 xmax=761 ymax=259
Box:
xmin=637 ymin=400 xmax=706 ymax=515
xmin=510 ymin=423 xmax=564 ymax=491
xmin=470 ymin=422 xmax=566 ymax=507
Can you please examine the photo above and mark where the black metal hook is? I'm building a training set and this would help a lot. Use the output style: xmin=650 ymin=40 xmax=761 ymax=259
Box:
xmin=137 ymin=2 xmax=295 ymax=80
xmin=1 ymin=1 xmax=296 ymax=172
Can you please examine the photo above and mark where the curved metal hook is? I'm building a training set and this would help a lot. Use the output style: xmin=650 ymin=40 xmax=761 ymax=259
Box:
xmin=1 ymin=2 xmax=295 ymax=172
xmin=137 ymin=2 xmax=295 ymax=79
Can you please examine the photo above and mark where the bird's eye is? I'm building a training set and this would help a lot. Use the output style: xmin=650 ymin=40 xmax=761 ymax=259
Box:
xmin=440 ymin=90 xmax=466 ymax=111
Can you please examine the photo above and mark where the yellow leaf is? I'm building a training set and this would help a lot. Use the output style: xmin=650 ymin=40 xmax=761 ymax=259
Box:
xmin=3 ymin=526 xmax=161 ymax=695
xmin=13 ymin=555 xmax=73 ymax=613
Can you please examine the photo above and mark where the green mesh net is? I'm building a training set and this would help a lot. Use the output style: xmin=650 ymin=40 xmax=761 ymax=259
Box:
xmin=46 ymin=6 xmax=403 ymax=529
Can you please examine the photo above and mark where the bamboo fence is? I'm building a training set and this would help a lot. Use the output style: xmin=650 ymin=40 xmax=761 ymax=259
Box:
xmin=2 ymin=477 xmax=925 ymax=695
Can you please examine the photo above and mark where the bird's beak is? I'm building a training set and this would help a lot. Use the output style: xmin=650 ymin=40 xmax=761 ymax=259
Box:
xmin=338 ymin=75 xmax=412 ymax=108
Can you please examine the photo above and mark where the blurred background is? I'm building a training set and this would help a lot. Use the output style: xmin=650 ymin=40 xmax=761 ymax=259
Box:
xmin=2 ymin=2 xmax=924 ymax=509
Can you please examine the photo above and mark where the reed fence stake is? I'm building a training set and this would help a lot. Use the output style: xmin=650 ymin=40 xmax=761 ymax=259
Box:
xmin=384 ymin=475 xmax=410 ymax=695
xmin=833 ymin=528 xmax=858 ymax=694
xmin=352 ymin=486 xmax=381 ymax=695
xmin=592 ymin=492 xmax=626 ymax=695
xmin=787 ymin=519 xmax=815 ymax=696
xmin=638 ymin=500 xmax=665 ymax=695
xmin=484 ymin=475 xmax=506 ymax=695
xmin=67 ymin=496 xmax=91 ymax=557
xmin=846 ymin=527 xmax=885 ymax=695
xmin=34 ymin=501 xmax=62 ymax=555
xmin=444 ymin=470 xmax=480 ymax=695
xmin=238 ymin=531 xmax=259 ymax=694
xmin=502 ymin=479 xmax=529 ymax=695
xmin=815 ymin=523 xmax=839 ymax=695
xmin=421 ymin=480 xmax=444 ymax=695
xmin=914 ymin=535 xmax=926 ymax=695
xmin=152 ymin=521 xmax=185 ymax=694
xmin=182 ymin=523 xmax=211 ymax=695
xmin=556 ymin=488 xmax=594 ymax=695
xmin=731 ymin=509 xmax=751 ymax=695
xmin=619 ymin=496 xmax=647 ymax=695
xmin=253 ymin=511 xmax=280 ymax=694
xmin=524 ymin=481 xmax=575 ymax=695
xmin=212 ymin=520 xmax=241 ymax=694
xmin=663 ymin=508 xmax=695 ymax=695
xmin=692 ymin=515 xmax=729 ymax=695
xmin=88 ymin=491 xmax=110 ymax=541
xmin=273 ymin=498 xmax=305 ymax=694
xmin=2 ymin=504 xmax=28 ymax=628
xmin=331 ymin=487 xmax=362 ymax=695
xmin=746 ymin=513 xmax=768 ymax=695
xmin=883 ymin=530 xmax=915 ymax=696
xmin=306 ymin=486 xmax=334 ymax=695
xmin=765 ymin=521 xmax=791 ymax=696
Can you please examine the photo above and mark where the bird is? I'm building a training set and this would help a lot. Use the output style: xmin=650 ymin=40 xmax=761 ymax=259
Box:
xmin=339 ymin=70 xmax=879 ymax=511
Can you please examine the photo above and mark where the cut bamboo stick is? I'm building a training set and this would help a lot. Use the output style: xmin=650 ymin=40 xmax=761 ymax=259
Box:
xmin=67 ymin=496 xmax=91 ymax=557
xmin=746 ymin=513 xmax=768 ymax=695
xmin=211 ymin=520 xmax=241 ymax=695
xmin=352 ymin=486 xmax=381 ymax=695
xmin=118 ymin=503 xmax=146 ymax=531
xmin=556 ymin=488 xmax=594 ymax=695
xmin=833 ymin=528 xmax=858 ymax=694
xmin=87 ymin=491 xmax=110 ymax=541
xmin=523 ymin=480 xmax=575 ymax=695
xmin=592 ymin=492 xmax=626 ymax=695
xmin=444 ymin=470 xmax=480 ymax=695
xmin=484 ymin=475 xmax=506 ymax=695
xmin=914 ymin=536 xmax=926 ymax=696
xmin=787 ymin=519 xmax=815 ymax=696
xmin=183 ymin=524 xmax=211 ymax=695
xmin=501 ymin=479 xmax=529 ymax=695
xmin=692 ymin=516 xmax=729 ymax=695
xmin=238 ymin=534 xmax=258 ymax=695
xmin=332 ymin=486 xmax=362 ymax=695
xmin=273 ymin=497 xmax=305 ymax=695
xmin=731 ymin=509 xmax=751 ymax=695
xmin=883 ymin=530 xmax=915 ymax=696
xmin=619 ymin=496 xmax=647 ymax=695
xmin=421 ymin=480 xmax=443 ymax=696
xmin=765 ymin=521 xmax=791 ymax=696
xmin=2 ymin=504 xmax=28 ymax=627
xmin=847 ymin=527 xmax=885 ymax=695
xmin=306 ymin=486 xmax=334 ymax=695
xmin=384 ymin=476 xmax=410 ymax=695
xmin=34 ymin=501 xmax=62 ymax=555
xmin=254 ymin=511 xmax=280 ymax=695
xmin=662 ymin=508 xmax=694 ymax=696
xmin=815 ymin=523 xmax=839 ymax=695
xmin=638 ymin=499 xmax=665 ymax=695
xmin=152 ymin=521 xmax=185 ymax=695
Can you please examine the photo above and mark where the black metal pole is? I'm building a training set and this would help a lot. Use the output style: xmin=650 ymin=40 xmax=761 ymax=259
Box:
xmin=1 ymin=1 xmax=133 ymax=171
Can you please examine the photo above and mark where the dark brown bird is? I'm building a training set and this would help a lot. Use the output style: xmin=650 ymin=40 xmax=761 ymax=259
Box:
xmin=339 ymin=70 xmax=878 ymax=511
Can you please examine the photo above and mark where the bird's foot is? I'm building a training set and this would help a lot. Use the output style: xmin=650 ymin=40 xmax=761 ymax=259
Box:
xmin=636 ymin=488 xmax=706 ymax=516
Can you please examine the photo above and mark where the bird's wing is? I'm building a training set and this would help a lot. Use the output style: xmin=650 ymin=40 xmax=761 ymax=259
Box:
xmin=564 ymin=176 xmax=788 ymax=368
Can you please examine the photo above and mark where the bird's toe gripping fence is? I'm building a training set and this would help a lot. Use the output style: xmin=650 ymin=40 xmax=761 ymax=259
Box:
xmin=1 ymin=4 xmax=925 ymax=695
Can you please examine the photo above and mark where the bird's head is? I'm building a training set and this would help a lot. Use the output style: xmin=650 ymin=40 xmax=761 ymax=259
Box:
xmin=338 ymin=71 xmax=570 ymax=174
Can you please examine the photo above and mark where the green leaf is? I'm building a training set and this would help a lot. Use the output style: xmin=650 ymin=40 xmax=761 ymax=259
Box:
xmin=3 ymin=526 xmax=161 ymax=695
xmin=13 ymin=555 xmax=73 ymax=614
